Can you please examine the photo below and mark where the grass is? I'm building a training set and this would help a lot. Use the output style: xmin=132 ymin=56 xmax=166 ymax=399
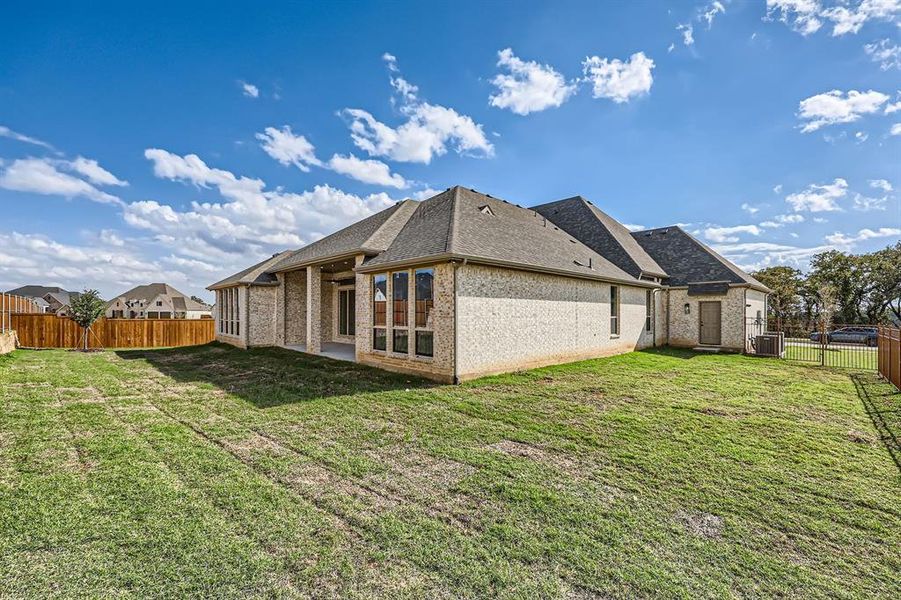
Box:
xmin=0 ymin=344 xmax=898 ymax=599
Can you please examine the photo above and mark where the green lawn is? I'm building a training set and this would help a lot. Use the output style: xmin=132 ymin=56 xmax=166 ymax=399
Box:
xmin=1 ymin=345 xmax=898 ymax=599
xmin=784 ymin=342 xmax=878 ymax=370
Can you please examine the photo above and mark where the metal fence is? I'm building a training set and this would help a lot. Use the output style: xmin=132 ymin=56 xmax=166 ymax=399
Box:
xmin=746 ymin=318 xmax=878 ymax=370
xmin=878 ymin=327 xmax=900 ymax=390
xmin=0 ymin=293 xmax=44 ymax=332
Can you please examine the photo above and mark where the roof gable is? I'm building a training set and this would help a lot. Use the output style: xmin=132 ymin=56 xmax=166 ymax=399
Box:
xmin=533 ymin=197 xmax=667 ymax=279
xmin=363 ymin=187 xmax=641 ymax=284
xmin=631 ymin=226 xmax=771 ymax=292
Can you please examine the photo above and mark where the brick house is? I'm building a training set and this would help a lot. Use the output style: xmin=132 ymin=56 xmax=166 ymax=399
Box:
xmin=105 ymin=283 xmax=212 ymax=320
xmin=209 ymin=187 xmax=770 ymax=382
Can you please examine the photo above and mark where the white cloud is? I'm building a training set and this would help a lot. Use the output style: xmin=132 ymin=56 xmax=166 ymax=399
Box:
xmin=885 ymin=98 xmax=901 ymax=114
xmin=797 ymin=89 xmax=889 ymax=132
xmin=0 ymin=125 xmax=57 ymax=152
xmin=99 ymin=229 xmax=125 ymax=247
xmin=855 ymin=131 xmax=869 ymax=143
xmin=766 ymin=0 xmax=823 ymax=35
xmin=0 ymin=157 xmax=122 ymax=205
xmin=341 ymin=55 xmax=493 ymax=164
xmin=68 ymin=156 xmax=127 ymax=186
xmin=865 ymin=39 xmax=901 ymax=70
xmin=825 ymin=227 xmax=901 ymax=246
xmin=581 ymin=52 xmax=655 ymax=103
xmin=326 ymin=154 xmax=407 ymax=188
xmin=785 ymin=178 xmax=848 ymax=212
xmin=853 ymin=193 xmax=888 ymax=211
xmin=767 ymin=0 xmax=901 ymax=36
xmin=255 ymin=126 xmax=322 ymax=172
xmin=240 ymin=81 xmax=259 ymax=98
xmin=890 ymin=122 xmax=901 ymax=135
xmin=677 ymin=23 xmax=695 ymax=46
xmin=701 ymin=1 xmax=726 ymax=28
xmin=488 ymin=48 xmax=576 ymax=116
xmin=773 ymin=184 xmax=783 ymax=194
xmin=760 ymin=214 xmax=806 ymax=227
xmin=869 ymin=178 xmax=893 ymax=192
xmin=704 ymin=224 xmax=762 ymax=243
xmin=623 ymin=223 xmax=645 ymax=232
xmin=741 ymin=202 xmax=761 ymax=215
xmin=135 ymin=149 xmax=398 ymax=260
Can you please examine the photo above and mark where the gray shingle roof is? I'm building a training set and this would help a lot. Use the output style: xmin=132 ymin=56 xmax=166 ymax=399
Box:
xmin=208 ymin=251 xmax=293 ymax=290
xmin=361 ymin=187 xmax=645 ymax=285
xmin=108 ymin=283 xmax=211 ymax=310
xmin=268 ymin=200 xmax=419 ymax=273
xmin=533 ymin=197 xmax=667 ymax=279
xmin=631 ymin=226 xmax=771 ymax=292
xmin=5 ymin=285 xmax=68 ymax=298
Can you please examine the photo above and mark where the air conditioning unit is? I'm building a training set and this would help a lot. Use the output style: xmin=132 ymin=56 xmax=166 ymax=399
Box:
xmin=756 ymin=333 xmax=784 ymax=357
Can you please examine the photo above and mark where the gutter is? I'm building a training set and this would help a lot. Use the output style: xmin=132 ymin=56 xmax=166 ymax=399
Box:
xmin=355 ymin=253 xmax=662 ymax=289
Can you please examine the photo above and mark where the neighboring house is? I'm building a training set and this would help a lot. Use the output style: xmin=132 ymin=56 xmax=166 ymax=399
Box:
xmin=106 ymin=283 xmax=213 ymax=319
xmin=209 ymin=186 xmax=770 ymax=383
xmin=43 ymin=290 xmax=81 ymax=317
xmin=5 ymin=285 xmax=67 ymax=313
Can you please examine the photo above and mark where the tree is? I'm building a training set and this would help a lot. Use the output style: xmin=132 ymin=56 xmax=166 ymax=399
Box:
xmin=69 ymin=289 xmax=107 ymax=350
xmin=752 ymin=266 xmax=803 ymax=328
xmin=866 ymin=242 xmax=901 ymax=324
xmin=807 ymin=250 xmax=867 ymax=324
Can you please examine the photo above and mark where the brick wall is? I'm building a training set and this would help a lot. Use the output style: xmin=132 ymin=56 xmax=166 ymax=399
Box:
xmin=284 ymin=269 xmax=306 ymax=345
xmin=455 ymin=264 xmax=656 ymax=380
xmin=666 ymin=286 xmax=748 ymax=351
xmin=247 ymin=286 xmax=277 ymax=346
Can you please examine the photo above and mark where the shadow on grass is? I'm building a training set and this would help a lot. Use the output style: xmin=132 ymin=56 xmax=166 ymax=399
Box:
xmin=116 ymin=342 xmax=433 ymax=408
xmin=851 ymin=372 xmax=901 ymax=473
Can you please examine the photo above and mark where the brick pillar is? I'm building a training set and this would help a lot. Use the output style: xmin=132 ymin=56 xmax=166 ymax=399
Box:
xmin=354 ymin=255 xmax=369 ymax=359
xmin=306 ymin=265 xmax=322 ymax=354
xmin=275 ymin=272 xmax=286 ymax=346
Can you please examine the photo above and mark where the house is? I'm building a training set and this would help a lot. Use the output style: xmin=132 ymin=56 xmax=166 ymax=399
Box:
xmin=5 ymin=285 xmax=66 ymax=313
xmin=533 ymin=196 xmax=770 ymax=351
xmin=43 ymin=290 xmax=81 ymax=317
xmin=209 ymin=186 xmax=770 ymax=383
xmin=106 ymin=283 xmax=213 ymax=319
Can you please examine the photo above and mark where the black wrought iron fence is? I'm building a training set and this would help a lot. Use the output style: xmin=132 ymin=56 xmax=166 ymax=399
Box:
xmin=746 ymin=318 xmax=877 ymax=370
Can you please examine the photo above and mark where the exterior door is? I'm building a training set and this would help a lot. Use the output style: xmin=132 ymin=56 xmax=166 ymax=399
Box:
xmin=699 ymin=301 xmax=722 ymax=345
xmin=338 ymin=289 xmax=356 ymax=337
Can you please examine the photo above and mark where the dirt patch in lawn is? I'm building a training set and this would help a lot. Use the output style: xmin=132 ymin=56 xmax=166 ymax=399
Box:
xmin=487 ymin=439 xmax=581 ymax=475
xmin=676 ymin=510 xmax=724 ymax=540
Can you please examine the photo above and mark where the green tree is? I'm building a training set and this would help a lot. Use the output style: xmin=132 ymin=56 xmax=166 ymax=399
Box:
xmin=807 ymin=250 xmax=867 ymax=324
xmin=865 ymin=242 xmax=901 ymax=324
xmin=69 ymin=289 xmax=107 ymax=350
xmin=752 ymin=266 xmax=803 ymax=328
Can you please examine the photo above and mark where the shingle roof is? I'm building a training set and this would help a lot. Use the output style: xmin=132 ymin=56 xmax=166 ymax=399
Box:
xmin=268 ymin=200 xmax=419 ymax=273
xmin=109 ymin=283 xmax=211 ymax=309
xmin=208 ymin=251 xmax=293 ymax=290
xmin=631 ymin=226 xmax=771 ymax=292
xmin=532 ymin=196 xmax=667 ymax=279
xmin=45 ymin=290 xmax=80 ymax=307
xmin=5 ymin=285 xmax=68 ymax=298
xmin=361 ymin=187 xmax=645 ymax=285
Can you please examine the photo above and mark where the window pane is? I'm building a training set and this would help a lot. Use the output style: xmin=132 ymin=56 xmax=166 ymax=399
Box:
xmin=610 ymin=286 xmax=619 ymax=335
xmin=373 ymin=328 xmax=386 ymax=351
xmin=646 ymin=290 xmax=652 ymax=332
xmin=416 ymin=331 xmax=433 ymax=357
xmin=415 ymin=268 xmax=434 ymax=328
xmin=338 ymin=290 xmax=348 ymax=335
xmin=348 ymin=292 xmax=356 ymax=336
xmin=392 ymin=329 xmax=408 ymax=354
xmin=392 ymin=272 xmax=408 ymax=327
xmin=373 ymin=274 xmax=387 ymax=327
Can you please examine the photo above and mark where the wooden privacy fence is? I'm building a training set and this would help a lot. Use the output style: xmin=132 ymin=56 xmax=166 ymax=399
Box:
xmin=1 ymin=293 xmax=43 ymax=332
xmin=878 ymin=327 xmax=900 ymax=391
xmin=11 ymin=314 xmax=215 ymax=349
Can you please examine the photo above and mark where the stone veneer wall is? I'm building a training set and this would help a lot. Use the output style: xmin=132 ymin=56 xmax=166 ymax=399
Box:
xmin=0 ymin=330 xmax=16 ymax=354
xmin=247 ymin=286 xmax=278 ymax=347
xmin=455 ymin=264 xmax=655 ymax=381
xmin=284 ymin=269 xmax=307 ymax=346
xmin=356 ymin=261 xmax=455 ymax=382
xmin=666 ymin=286 xmax=748 ymax=351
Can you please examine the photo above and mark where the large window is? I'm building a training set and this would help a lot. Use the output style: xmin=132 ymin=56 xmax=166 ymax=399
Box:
xmin=216 ymin=288 xmax=240 ymax=336
xmin=415 ymin=268 xmax=434 ymax=357
xmin=392 ymin=272 xmax=409 ymax=353
xmin=610 ymin=285 xmax=620 ymax=336
xmin=372 ymin=274 xmax=387 ymax=351
xmin=645 ymin=289 xmax=652 ymax=332
xmin=338 ymin=289 xmax=355 ymax=336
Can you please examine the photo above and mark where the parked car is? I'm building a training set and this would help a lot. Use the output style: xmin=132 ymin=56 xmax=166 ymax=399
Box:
xmin=809 ymin=327 xmax=878 ymax=346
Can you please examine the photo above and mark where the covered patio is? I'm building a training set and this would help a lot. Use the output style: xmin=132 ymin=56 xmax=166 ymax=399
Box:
xmin=283 ymin=341 xmax=356 ymax=363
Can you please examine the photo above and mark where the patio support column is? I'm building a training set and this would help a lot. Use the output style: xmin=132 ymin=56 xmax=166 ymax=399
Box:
xmin=306 ymin=265 xmax=322 ymax=354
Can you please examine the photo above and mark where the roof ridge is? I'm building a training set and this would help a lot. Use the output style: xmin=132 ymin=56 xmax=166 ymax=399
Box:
xmin=445 ymin=186 xmax=461 ymax=253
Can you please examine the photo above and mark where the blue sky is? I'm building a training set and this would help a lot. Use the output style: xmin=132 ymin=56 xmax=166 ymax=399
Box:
xmin=1 ymin=0 xmax=899 ymax=301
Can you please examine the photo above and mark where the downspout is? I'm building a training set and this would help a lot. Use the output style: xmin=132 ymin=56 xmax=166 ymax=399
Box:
xmin=666 ymin=288 xmax=671 ymax=346
xmin=743 ymin=287 xmax=748 ymax=354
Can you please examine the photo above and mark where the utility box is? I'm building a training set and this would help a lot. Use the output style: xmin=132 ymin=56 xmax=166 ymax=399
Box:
xmin=755 ymin=333 xmax=784 ymax=357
